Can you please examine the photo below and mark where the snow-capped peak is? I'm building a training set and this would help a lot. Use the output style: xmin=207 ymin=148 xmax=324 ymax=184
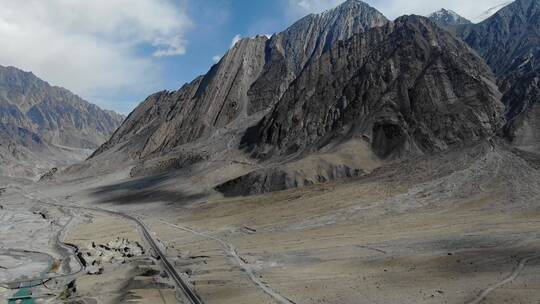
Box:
xmin=427 ymin=8 xmax=472 ymax=27
xmin=429 ymin=9 xmax=460 ymax=21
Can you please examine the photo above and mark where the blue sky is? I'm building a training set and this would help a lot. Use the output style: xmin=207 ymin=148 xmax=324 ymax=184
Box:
xmin=156 ymin=0 xmax=288 ymax=94
xmin=0 ymin=0 xmax=510 ymax=114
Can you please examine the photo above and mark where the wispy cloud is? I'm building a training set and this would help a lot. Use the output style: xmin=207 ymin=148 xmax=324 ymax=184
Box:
xmin=0 ymin=0 xmax=193 ymax=110
xmin=212 ymin=55 xmax=222 ymax=63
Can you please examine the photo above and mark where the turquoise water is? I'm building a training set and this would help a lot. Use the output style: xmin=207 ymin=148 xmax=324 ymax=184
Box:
xmin=8 ymin=286 xmax=34 ymax=304
xmin=6 ymin=255 xmax=53 ymax=304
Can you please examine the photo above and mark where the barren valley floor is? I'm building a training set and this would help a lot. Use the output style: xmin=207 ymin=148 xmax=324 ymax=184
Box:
xmin=1 ymin=143 xmax=540 ymax=304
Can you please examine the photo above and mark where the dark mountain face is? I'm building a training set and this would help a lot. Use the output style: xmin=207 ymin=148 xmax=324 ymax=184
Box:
xmin=456 ymin=0 xmax=540 ymax=152
xmin=428 ymin=9 xmax=472 ymax=27
xmin=91 ymin=0 xmax=389 ymax=161
xmin=241 ymin=16 xmax=504 ymax=161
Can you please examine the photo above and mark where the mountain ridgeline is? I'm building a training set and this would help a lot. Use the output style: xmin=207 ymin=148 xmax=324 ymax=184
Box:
xmin=86 ymin=0 xmax=539 ymax=195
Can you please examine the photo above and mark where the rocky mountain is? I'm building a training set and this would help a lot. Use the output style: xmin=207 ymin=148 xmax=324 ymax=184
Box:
xmin=242 ymin=16 xmax=502 ymax=160
xmin=91 ymin=0 xmax=388 ymax=161
xmin=455 ymin=0 xmax=540 ymax=153
xmin=427 ymin=9 xmax=471 ymax=27
xmin=0 ymin=65 xmax=124 ymax=177
xmin=218 ymin=16 xmax=504 ymax=195
xmin=84 ymin=1 xmax=505 ymax=195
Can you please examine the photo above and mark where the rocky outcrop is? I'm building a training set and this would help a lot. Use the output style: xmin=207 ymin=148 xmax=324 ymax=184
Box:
xmin=90 ymin=0 xmax=388 ymax=162
xmin=241 ymin=16 xmax=504 ymax=161
xmin=455 ymin=0 xmax=540 ymax=151
xmin=428 ymin=9 xmax=471 ymax=27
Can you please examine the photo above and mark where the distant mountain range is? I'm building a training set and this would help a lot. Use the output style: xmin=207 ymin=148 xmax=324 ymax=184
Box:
xmin=0 ymin=65 xmax=124 ymax=178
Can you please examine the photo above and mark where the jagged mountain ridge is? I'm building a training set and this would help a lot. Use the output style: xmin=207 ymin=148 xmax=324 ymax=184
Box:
xmin=427 ymin=9 xmax=471 ymax=27
xmin=91 ymin=0 xmax=388 ymax=161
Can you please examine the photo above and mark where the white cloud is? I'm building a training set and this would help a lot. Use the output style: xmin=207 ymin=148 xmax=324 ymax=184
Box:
xmin=230 ymin=34 xmax=242 ymax=48
xmin=0 ymin=0 xmax=192 ymax=110
xmin=287 ymin=0 xmax=513 ymax=23
xmin=212 ymin=55 xmax=222 ymax=63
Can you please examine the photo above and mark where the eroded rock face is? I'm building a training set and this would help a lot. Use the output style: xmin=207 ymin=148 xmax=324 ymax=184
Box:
xmin=91 ymin=0 xmax=389 ymax=161
xmin=241 ymin=16 xmax=504 ymax=161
